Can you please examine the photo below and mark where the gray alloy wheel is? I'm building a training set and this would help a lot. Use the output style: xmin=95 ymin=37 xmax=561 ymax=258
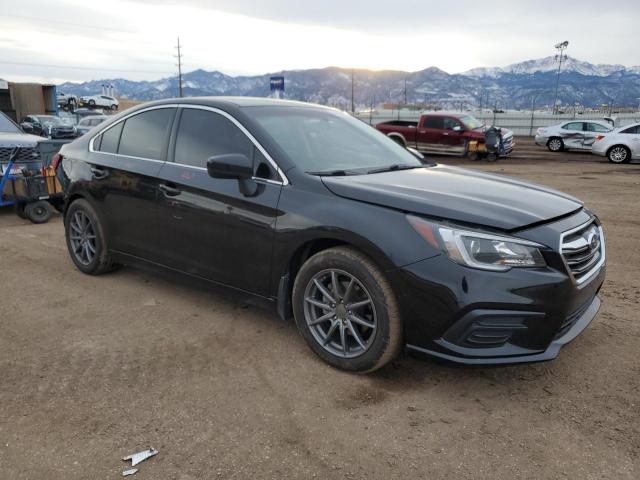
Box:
xmin=548 ymin=137 xmax=563 ymax=152
xmin=608 ymin=145 xmax=630 ymax=164
xmin=68 ymin=210 xmax=97 ymax=266
xmin=303 ymin=268 xmax=377 ymax=359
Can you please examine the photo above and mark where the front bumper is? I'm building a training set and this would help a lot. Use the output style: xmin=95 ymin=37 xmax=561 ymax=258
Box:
xmin=392 ymin=212 xmax=605 ymax=365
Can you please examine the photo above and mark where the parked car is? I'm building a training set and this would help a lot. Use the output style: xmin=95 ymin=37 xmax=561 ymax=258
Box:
xmin=535 ymin=120 xmax=612 ymax=152
xmin=375 ymin=113 xmax=514 ymax=158
xmin=21 ymin=115 xmax=77 ymax=139
xmin=80 ymin=95 xmax=119 ymax=110
xmin=0 ymin=111 xmax=43 ymax=165
xmin=57 ymin=98 xmax=605 ymax=373
xmin=57 ymin=92 xmax=78 ymax=110
xmin=75 ymin=115 xmax=108 ymax=136
xmin=591 ymin=123 xmax=640 ymax=163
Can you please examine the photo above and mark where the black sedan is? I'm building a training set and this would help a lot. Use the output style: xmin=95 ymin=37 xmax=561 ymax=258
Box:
xmin=21 ymin=115 xmax=77 ymax=139
xmin=55 ymin=98 xmax=605 ymax=372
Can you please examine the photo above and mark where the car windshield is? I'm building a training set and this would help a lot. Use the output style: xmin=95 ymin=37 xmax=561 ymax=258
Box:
xmin=247 ymin=106 xmax=424 ymax=174
xmin=460 ymin=115 xmax=484 ymax=130
xmin=39 ymin=116 xmax=72 ymax=126
xmin=0 ymin=112 xmax=21 ymax=133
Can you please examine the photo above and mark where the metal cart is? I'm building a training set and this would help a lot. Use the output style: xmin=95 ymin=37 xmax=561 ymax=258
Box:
xmin=0 ymin=147 xmax=62 ymax=223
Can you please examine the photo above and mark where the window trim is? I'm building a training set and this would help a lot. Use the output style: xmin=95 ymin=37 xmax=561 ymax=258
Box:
xmin=89 ymin=104 xmax=288 ymax=185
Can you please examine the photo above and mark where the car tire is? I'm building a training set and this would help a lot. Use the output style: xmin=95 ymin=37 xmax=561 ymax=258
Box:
xmin=547 ymin=137 xmax=564 ymax=152
xmin=65 ymin=199 xmax=117 ymax=275
xmin=292 ymin=246 xmax=403 ymax=373
xmin=111 ymin=104 xmax=118 ymax=111
xmin=24 ymin=201 xmax=53 ymax=224
xmin=88 ymin=100 xmax=96 ymax=107
xmin=607 ymin=145 xmax=631 ymax=164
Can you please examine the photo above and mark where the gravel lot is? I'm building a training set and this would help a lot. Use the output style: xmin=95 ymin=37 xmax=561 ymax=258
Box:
xmin=1 ymin=138 xmax=638 ymax=479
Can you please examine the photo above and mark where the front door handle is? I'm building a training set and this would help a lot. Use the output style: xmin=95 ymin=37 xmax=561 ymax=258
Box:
xmin=90 ymin=167 xmax=109 ymax=180
xmin=159 ymin=183 xmax=181 ymax=196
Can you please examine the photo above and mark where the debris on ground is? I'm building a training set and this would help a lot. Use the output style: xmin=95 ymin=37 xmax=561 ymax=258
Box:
xmin=122 ymin=468 xmax=138 ymax=476
xmin=123 ymin=447 xmax=158 ymax=467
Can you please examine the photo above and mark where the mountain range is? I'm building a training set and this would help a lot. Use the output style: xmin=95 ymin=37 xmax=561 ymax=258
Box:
xmin=59 ymin=56 xmax=640 ymax=110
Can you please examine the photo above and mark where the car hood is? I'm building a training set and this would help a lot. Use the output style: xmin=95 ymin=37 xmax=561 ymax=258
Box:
xmin=321 ymin=165 xmax=583 ymax=231
xmin=0 ymin=132 xmax=41 ymax=148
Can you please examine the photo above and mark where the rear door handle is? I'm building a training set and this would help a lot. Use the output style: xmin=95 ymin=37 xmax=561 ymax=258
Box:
xmin=159 ymin=183 xmax=181 ymax=196
xmin=90 ymin=167 xmax=109 ymax=180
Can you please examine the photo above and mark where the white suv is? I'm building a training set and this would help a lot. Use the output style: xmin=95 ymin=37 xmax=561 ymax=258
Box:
xmin=80 ymin=95 xmax=119 ymax=110
xmin=592 ymin=123 xmax=640 ymax=164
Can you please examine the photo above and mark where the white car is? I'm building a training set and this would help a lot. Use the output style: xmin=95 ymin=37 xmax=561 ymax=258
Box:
xmin=80 ymin=95 xmax=119 ymax=110
xmin=535 ymin=120 xmax=613 ymax=152
xmin=592 ymin=123 xmax=640 ymax=164
xmin=75 ymin=115 xmax=108 ymax=136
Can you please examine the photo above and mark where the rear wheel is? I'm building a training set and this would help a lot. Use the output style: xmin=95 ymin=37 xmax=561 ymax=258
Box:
xmin=607 ymin=145 xmax=630 ymax=164
xmin=548 ymin=137 xmax=564 ymax=152
xmin=65 ymin=199 xmax=116 ymax=275
xmin=110 ymin=104 xmax=118 ymax=111
xmin=292 ymin=246 xmax=402 ymax=373
xmin=24 ymin=201 xmax=53 ymax=224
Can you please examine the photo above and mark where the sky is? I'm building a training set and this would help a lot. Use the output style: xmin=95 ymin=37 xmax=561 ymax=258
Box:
xmin=1 ymin=0 xmax=639 ymax=84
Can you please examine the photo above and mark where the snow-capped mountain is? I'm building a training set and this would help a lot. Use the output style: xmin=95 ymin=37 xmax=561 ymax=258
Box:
xmin=58 ymin=57 xmax=640 ymax=110
xmin=462 ymin=56 xmax=628 ymax=78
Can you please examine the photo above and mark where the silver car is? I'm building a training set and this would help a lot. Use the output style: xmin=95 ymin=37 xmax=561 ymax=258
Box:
xmin=592 ymin=123 xmax=640 ymax=164
xmin=535 ymin=120 xmax=612 ymax=152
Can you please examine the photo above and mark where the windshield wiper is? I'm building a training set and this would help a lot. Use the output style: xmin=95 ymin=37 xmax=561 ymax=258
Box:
xmin=367 ymin=164 xmax=423 ymax=174
xmin=306 ymin=169 xmax=361 ymax=176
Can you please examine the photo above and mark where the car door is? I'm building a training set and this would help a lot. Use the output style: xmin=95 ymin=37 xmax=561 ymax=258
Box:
xmin=561 ymin=122 xmax=584 ymax=149
xmin=583 ymin=122 xmax=610 ymax=149
xmin=417 ymin=116 xmax=444 ymax=153
xmin=441 ymin=117 xmax=467 ymax=154
xmin=155 ymin=106 xmax=283 ymax=296
xmin=88 ymin=106 xmax=177 ymax=261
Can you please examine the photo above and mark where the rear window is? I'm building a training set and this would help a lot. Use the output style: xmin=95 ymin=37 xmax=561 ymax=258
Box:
xmin=586 ymin=123 xmax=610 ymax=132
xmin=117 ymin=108 xmax=175 ymax=160
xmin=423 ymin=116 xmax=444 ymax=129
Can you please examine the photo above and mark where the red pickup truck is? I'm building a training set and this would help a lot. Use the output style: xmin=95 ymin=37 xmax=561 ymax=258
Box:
xmin=376 ymin=113 xmax=514 ymax=158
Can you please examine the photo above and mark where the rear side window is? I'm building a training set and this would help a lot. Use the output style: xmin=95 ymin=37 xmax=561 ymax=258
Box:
xmin=118 ymin=108 xmax=175 ymax=160
xmin=423 ymin=116 xmax=444 ymax=129
xmin=563 ymin=122 xmax=583 ymax=131
xmin=174 ymin=109 xmax=253 ymax=168
xmin=97 ymin=121 xmax=124 ymax=154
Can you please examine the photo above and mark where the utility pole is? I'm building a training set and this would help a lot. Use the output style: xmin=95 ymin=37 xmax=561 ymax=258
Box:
xmin=175 ymin=37 xmax=184 ymax=98
xmin=552 ymin=40 xmax=569 ymax=114
xmin=403 ymin=79 xmax=407 ymax=106
xmin=351 ymin=69 xmax=355 ymax=113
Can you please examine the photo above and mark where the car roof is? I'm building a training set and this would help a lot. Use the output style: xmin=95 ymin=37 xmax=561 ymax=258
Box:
xmin=422 ymin=112 xmax=469 ymax=119
xmin=131 ymin=96 xmax=335 ymax=110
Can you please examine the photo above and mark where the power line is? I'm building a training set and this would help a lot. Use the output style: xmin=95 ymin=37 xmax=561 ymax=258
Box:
xmin=0 ymin=60 xmax=173 ymax=75
xmin=1 ymin=13 xmax=138 ymax=34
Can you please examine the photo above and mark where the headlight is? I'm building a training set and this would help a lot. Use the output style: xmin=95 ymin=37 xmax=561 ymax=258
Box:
xmin=408 ymin=215 xmax=546 ymax=271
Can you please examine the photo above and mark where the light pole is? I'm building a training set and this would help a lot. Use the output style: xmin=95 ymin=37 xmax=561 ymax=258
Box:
xmin=552 ymin=40 xmax=569 ymax=114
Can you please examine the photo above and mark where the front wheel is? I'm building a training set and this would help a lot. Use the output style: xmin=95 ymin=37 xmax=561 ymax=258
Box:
xmin=65 ymin=199 xmax=117 ymax=275
xmin=608 ymin=145 xmax=631 ymax=164
xmin=110 ymin=104 xmax=118 ymax=111
xmin=292 ymin=247 xmax=402 ymax=373
xmin=547 ymin=137 xmax=564 ymax=152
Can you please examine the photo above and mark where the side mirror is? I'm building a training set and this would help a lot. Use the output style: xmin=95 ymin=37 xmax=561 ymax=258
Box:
xmin=207 ymin=153 xmax=253 ymax=180
xmin=20 ymin=122 xmax=34 ymax=133
xmin=452 ymin=125 xmax=463 ymax=132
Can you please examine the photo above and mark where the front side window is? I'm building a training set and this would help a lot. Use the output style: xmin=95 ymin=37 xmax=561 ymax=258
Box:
xmin=563 ymin=122 xmax=583 ymax=131
xmin=118 ymin=108 xmax=175 ymax=160
xmin=443 ymin=118 xmax=461 ymax=130
xmin=174 ymin=109 xmax=253 ymax=169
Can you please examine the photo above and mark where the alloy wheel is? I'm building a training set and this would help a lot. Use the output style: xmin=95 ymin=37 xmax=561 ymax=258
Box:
xmin=303 ymin=269 xmax=377 ymax=358
xmin=609 ymin=147 xmax=627 ymax=163
xmin=548 ymin=138 xmax=562 ymax=151
xmin=69 ymin=210 xmax=97 ymax=266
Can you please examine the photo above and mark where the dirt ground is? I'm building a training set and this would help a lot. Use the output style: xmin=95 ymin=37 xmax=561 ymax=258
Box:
xmin=0 ymin=138 xmax=638 ymax=479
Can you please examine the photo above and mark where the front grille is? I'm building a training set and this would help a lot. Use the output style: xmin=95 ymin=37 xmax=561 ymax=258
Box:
xmin=561 ymin=221 xmax=605 ymax=284
xmin=0 ymin=147 xmax=40 ymax=163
